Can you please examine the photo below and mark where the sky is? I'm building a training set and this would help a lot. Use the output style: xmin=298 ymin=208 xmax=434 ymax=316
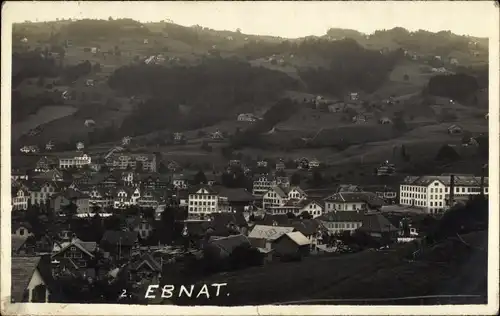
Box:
xmin=3 ymin=1 xmax=498 ymax=38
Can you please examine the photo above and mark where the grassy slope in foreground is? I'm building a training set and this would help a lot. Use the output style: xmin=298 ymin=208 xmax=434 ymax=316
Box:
xmin=160 ymin=230 xmax=487 ymax=306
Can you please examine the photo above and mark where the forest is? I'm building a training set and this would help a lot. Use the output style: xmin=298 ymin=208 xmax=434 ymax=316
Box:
xmin=427 ymin=73 xmax=480 ymax=104
xmin=109 ymin=59 xmax=299 ymax=136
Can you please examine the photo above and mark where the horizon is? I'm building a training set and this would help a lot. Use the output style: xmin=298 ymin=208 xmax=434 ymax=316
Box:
xmin=4 ymin=1 xmax=496 ymax=38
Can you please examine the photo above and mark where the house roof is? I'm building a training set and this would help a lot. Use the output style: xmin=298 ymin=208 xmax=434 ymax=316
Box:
xmin=208 ymin=234 xmax=251 ymax=256
xmin=317 ymin=211 xmax=365 ymax=223
xmin=130 ymin=253 xmax=162 ymax=272
xmin=12 ymin=221 xmax=32 ymax=233
xmin=290 ymin=219 xmax=322 ymax=236
xmin=359 ymin=213 xmax=400 ymax=233
xmin=257 ymin=214 xmax=290 ymax=226
xmin=279 ymin=231 xmax=311 ymax=246
xmin=101 ymin=230 xmax=138 ymax=246
xmin=324 ymin=192 xmax=385 ymax=207
xmin=52 ymin=240 xmax=96 ymax=258
xmin=248 ymin=225 xmax=295 ymax=241
xmin=216 ymin=187 xmax=254 ymax=202
xmin=188 ymin=185 xmax=218 ymax=195
xmin=402 ymin=175 xmax=487 ymax=187
xmin=11 ymin=256 xmax=42 ymax=302
xmin=12 ymin=236 xmax=28 ymax=253
xmin=336 ymin=184 xmax=362 ymax=193
xmin=210 ymin=212 xmax=248 ymax=230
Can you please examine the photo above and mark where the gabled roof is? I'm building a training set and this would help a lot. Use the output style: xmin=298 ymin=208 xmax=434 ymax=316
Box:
xmin=268 ymin=186 xmax=290 ymax=198
xmin=52 ymin=240 xmax=96 ymax=258
xmin=208 ymin=234 xmax=251 ymax=256
xmin=11 ymin=256 xmax=42 ymax=302
xmin=248 ymin=225 xmax=295 ymax=241
xmin=130 ymin=253 xmax=162 ymax=272
xmin=188 ymin=185 xmax=218 ymax=195
xmin=12 ymin=236 xmax=28 ymax=253
xmin=359 ymin=213 xmax=400 ymax=233
xmin=277 ymin=231 xmax=311 ymax=246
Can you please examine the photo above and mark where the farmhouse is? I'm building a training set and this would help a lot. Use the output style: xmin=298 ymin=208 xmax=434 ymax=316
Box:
xmin=12 ymin=186 xmax=29 ymax=211
xmin=248 ymin=224 xmax=295 ymax=251
xmin=272 ymin=231 xmax=311 ymax=260
xmin=105 ymin=152 xmax=157 ymax=172
xmin=448 ymin=124 xmax=463 ymax=134
xmin=11 ymin=257 xmax=50 ymax=302
xmin=237 ymin=113 xmax=259 ymax=122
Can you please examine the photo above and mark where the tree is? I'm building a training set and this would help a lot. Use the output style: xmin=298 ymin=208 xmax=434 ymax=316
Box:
xmin=63 ymin=200 xmax=78 ymax=217
xmin=193 ymin=170 xmax=207 ymax=185
xmin=290 ymin=172 xmax=301 ymax=186
xmin=403 ymin=74 xmax=409 ymax=81
xmin=286 ymin=212 xmax=296 ymax=219
xmin=300 ymin=211 xmax=312 ymax=220
xmin=435 ymin=144 xmax=460 ymax=162
xmin=93 ymin=62 xmax=102 ymax=72
xmin=312 ymin=171 xmax=323 ymax=187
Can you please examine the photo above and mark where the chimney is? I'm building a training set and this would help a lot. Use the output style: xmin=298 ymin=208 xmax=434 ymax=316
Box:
xmin=449 ymin=174 xmax=455 ymax=207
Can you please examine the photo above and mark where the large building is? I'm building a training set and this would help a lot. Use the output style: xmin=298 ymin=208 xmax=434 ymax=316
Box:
xmin=105 ymin=152 xmax=157 ymax=172
xmin=58 ymin=153 xmax=92 ymax=169
xmin=188 ymin=185 xmax=219 ymax=217
xmin=399 ymin=175 xmax=488 ymax=214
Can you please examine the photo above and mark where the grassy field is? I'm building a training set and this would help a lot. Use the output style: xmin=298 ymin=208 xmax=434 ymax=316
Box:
xmin=156 ymin=231 xmax=487 ymax=306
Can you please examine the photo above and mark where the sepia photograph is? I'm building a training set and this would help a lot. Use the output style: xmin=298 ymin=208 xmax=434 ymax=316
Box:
xmin=1 ymin=1 xmax=499 ymax=315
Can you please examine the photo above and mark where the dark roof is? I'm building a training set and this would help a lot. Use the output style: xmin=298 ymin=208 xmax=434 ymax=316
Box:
xmin=317 ymin=211 xmax=365 ymax=223
xmin=359 ymin=213 xmax=400 ymax=233
xmin=12 ymin=236 xmax=28 ymax=253
xmin=101 ymin=230 xmax=138 ymax=246
xmin=11 ymin=257 xmax=42 ymax=302
xmin=216 ymin=187 xmax=255 ymax=202
xmin=257 ymin=214 xmax=290 ymax=226
xmin=290 ymin=219 xmax=322 ymax=236
xmin=208 ymin=234 xmax=251 ymax=256
xmin=402 ymin=175 xmax=487 ymax=187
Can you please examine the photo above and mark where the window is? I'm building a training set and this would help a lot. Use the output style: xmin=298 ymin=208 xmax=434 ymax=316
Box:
xmin=19 ymin=229 xmax=25 ymax=236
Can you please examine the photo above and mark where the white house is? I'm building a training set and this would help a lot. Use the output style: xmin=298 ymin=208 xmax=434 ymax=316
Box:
xmin=12 ymin=187 xmax=29 ymax=211
xmin=114 ymin=187 xmax=141 ymax=209
xmin=324 ymin=192 xmax=383 ymax=212
xmin=300 ymin=200 xmax=324 ymax=218
xmin=309 ymin=158 xmax=320 ymax=169
xmin=58 ymin=153 xmax=92 ymax=169
xmin=262 ymin=186 xmax=290 ymax=209
xmin=188 ymin=185 xmax=219 ymax=217
xmin=399 ymin=175 xmax=488 ymax=214
xmin=76 ymin=142 xmax=85 ymax=151
xmin=237 ymin=113 xmax=258 ymax=122
xmin=252 ymin=175 xmax=276 ymax=197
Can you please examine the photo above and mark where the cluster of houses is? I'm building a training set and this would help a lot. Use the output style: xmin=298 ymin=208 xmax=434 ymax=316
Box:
xmin=10 ymin=143 xmax=489 ymax=303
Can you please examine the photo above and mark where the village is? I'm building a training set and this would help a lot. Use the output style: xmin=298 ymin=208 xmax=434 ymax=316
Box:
xmin=10 ymin=137 xmax=489 ymax=304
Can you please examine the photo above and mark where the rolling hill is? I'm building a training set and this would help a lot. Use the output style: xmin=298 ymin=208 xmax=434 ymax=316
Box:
xmin=11 ymin=19 xmax=489 ymax=174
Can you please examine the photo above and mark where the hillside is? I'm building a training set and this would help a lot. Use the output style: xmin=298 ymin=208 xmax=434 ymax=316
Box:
xmin=11 ymin=19 xmax=489 ymax=173
xmin=150 ymin=230 xmax=487 ymax=306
